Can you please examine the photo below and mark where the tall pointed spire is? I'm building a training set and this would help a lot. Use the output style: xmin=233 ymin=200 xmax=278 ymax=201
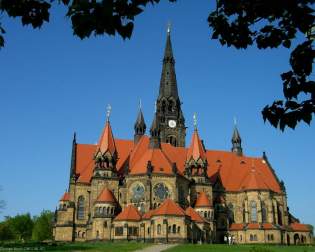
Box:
xmin=231 ymin=119 xmax=243 ymax=156
xmin=159 ymin=25 xmax=178 ymax=99
xmin=154 ymin=26 xmax=186 ymax=147
xmin=134 ymin=101 xmax=146 ymax=144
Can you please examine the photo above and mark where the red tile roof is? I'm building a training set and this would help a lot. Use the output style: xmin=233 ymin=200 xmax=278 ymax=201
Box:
xmin=95 ymin=188 xmax=116 ymax=203
xmin=247 ymin=223 xmax=261 ymax=229
xmin=290 ymin=223 xmax=310 ymax=232
xmin=261 ymin=223 xmax=276 ymax=230
xmin=60 ymin=192 xmax=70 ymax=201
xmin=129 ymin=148 xmax=173 ymax=175
xmin=185 ymin=207 xmax=205 ymax=223
xmin=195 ymin=192 xmax=212 ymax=208
xmin=186 ymin=129 xmax=206 ymax=162
xmin=153 ymin=199 xmax=186 ymax=216
xmin=74 ymin=134 xmax=281 ymax=193
xmin=114 ymin=205 xmax=141 ymax=221
xmin=229 ymin=223 xmax=245 ymax=231
xmin=142 ymin=209 xmax=156 ymax=220
xmin=97 ymin=120 xmax=117 ymax=155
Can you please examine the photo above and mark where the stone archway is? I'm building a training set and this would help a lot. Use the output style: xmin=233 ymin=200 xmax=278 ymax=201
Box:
xmin=294 ymin=233 xmax=300 ymax=245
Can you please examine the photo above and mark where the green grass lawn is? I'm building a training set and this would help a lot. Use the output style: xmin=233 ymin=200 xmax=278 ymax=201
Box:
xmin=0 ymin=241 xmax=149 ymax=252
xmin=165 ymin=244 xmax=315 ymax=252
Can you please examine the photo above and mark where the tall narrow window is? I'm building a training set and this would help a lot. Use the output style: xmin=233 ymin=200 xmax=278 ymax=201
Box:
xmin=228 ymin=203 xmax=235 ymax=223
xmin=250 ymin=201 xmax=257 ymax=222
xmin=77 ymin=196 xmax=85 ymax=220
xmin=261 ymin=202 xmax=267 ymax=223
xmin=157 ymin=224 xmax=161 ymax=234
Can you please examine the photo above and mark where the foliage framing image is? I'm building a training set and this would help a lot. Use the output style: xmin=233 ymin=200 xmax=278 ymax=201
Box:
xmin=0 ymin=0 xmax=314 ymax=130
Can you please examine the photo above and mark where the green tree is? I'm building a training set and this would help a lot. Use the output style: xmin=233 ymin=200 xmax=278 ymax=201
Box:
xmin=7 ymin=213 xmax=34 ymax=241
xmin=0 ymin=1 xmax=314 ymax=130
xmin=32 ymin=210 xmax=54 ymax=241
xmin=0 ymin=218 xmax=15 ymax=241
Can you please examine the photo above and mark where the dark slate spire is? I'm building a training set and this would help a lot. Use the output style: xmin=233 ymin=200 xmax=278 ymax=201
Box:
xmin=149 ymin=112 xmax=161 ymax=149
xmin=69 ymin=132 xmax=77 ymax=189
xmin=154 ymin=26 xmax=186 ymax=147
xmin=231 ymin=122 xmax=243 ymax=156
xmin=158 ymin=27 xmax=179 ymax=99
xmin=134 ymin=104 xmax=146 ymax=144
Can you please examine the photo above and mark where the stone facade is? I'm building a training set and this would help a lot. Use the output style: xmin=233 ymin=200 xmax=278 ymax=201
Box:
xmin=53 ymin=30 xmax=312 ymax=244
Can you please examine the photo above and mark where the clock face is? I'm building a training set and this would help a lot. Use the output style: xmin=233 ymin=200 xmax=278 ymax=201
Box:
xmin=168 ymin=120 xmax=177 ymax=128
xmin=131 ymin=184 xmax=145 ymax=202
xmin=154 ymin=183 xmax=170 ymax=201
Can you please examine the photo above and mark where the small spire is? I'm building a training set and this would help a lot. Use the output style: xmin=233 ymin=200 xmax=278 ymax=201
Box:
xmin=139 ymin=99 xmax=142 ymax=109
xmin=193 ymin=112 xmax=197 ymax=130
xmin=73 ymin=132 xmax=77 ymax=143
xmin=231 ymin=120 xmax=243 ymax=156
xmin=106 ymin=104 xmax=112 ymax=121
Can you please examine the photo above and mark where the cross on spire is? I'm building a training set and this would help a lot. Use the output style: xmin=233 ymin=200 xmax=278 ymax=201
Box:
xmin=106 ymin=104 xmax=112 ymax=121
xmin=193 ymin=112 xmax=197 ymax=129
xmin=167 ymin=21 xmax=171 ymax=34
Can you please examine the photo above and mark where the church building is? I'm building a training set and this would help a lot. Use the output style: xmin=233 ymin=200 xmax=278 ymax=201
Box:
xmin=53 ymin=29 xmax=312 ymax=244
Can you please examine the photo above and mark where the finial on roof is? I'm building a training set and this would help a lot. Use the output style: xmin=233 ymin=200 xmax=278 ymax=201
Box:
xmin=193 ymin=112 xmax=197 ymax=129
xmin=73 ymin=132 xmax=77 ymax=143
xmin=106 ymin=104 xmax=112 ymax=121
xmin=167 ymin=21 xmax=171 ymax=34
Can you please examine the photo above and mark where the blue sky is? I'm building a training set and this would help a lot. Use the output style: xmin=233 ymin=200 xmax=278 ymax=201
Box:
xmin=0 ymin=1 xmax=314 ymax=227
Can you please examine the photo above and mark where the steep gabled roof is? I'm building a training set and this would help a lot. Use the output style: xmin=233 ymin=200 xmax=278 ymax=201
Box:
xmin=195 ymin=192 xmax=212 ymax=208
xmin=186 ymin=129 xmax=206 ymax=162
xmin=95 ymin=188 xmax=116 ymax=204
xmin=153 ymin=198 xmax=186 ymax=216
xmin=60 ymin=192 xmax=70 ymax=201
xmin=114 ymin=205 xmax=141 ymax=221
xmin=74 ymin=136 xmax=281 ymax=193
xmin=97 ymin=120 xmax=116 ymax=155
xmin=129 ymin=148 xmax=173 ymax=175
xmin=240 ymin=166 xmax=271 ymax=191
xmin=185 ymin=207 xmax=205 ymax=223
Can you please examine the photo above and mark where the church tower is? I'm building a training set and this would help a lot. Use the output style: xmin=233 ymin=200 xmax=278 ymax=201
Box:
xmin=154 ymin=26 xmax=186 ymax=147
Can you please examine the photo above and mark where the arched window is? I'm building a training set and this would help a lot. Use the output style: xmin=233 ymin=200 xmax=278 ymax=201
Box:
xmin=96 ymin=230 xmax=99 ymax=239
xmin=250 ymin=234 xmax=253 ymax=241
xmin=177 ymin=226 xmax=180 ymax=233
xmin=147 ymin=227 xmax=150 ymax=235
xmin=250 ymin=201 xmax=257 ymax=222
xmin=111 ymin=208 xmax=114 ymax=215
xmin=77 ymin=196 xmax=85 ymax=220
xmin=254 ymin=234 xmax=257 ymax=241
xmin=172 ymin=224 xmax=176 ymax=233
xmin=107 ymin=207 xmax=110 ymax=215
xmin=168 ymin=100 xmax=173 ymax=112
xmin=228 ymin=203 xmax=235 ymax=223
xmin=271 ymin=234 xmax=274 ymax=241
xmin=104 ymin=157 xmax=109 ymax=168
xmin=277 ymin=204 xmax=283 ymax=225
xmin=168 ymin=226 xmax=171 ymax=233
xmin=243 ymin=202 xmax=246 ymax=222
xmin=82 ymin=232 xmax=85 ymax=238
xmin=162 ymin=100 xmax=166 ymax=113
xmin=204 ymin=212 xmax=207 ymax=218
xmin=157 ymin=224 xmax=161 ymax=234
xmin=261 ymin=202 xmax=267 ymax=223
